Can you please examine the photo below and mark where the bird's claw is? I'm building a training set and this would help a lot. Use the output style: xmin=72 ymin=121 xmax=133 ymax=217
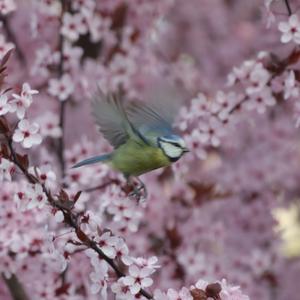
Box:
xmin=127 ymin=178 xmax=147 ymax=203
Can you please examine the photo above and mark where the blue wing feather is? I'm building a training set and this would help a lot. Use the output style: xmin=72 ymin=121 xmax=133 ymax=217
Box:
xmin=72 ymin=154 xmax=111 ymax=168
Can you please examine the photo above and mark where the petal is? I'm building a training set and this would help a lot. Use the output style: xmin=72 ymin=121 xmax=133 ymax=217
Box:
xmin=123 ymin=276 xmax=134 ymax=286
xmin=289 ymin=14 xmax=299 ymax=27
xmin=29 ymin=123 xmax=39 ymax=134
xmin=129 ymin=283 xmax=140 ymax=295
xmin=90 ymin=283 xmax=100 ymax=294
xmin=140 ymin=267 xmax=152 ymax=278
xmin=23 ymin=138 xmax=33 ymax=148
xmin=18 ymin=119 xmax=29 ymax=130
xmin=278 ymin=22 xmax=289 ymax=32
xmin=12 ymin=130 xmax=24 ymax=142
xmin=16 ymin=107 xmax=26 ymax=119
xmin=141 ymin=277 xmax=153 ymax=288
xmin=31 ymin=134 xmax=42 ymax=145
xmin=129 ymin=265 xmax=140 ymax=277
xmin=281 ymin=33 xmax=292 ymax=43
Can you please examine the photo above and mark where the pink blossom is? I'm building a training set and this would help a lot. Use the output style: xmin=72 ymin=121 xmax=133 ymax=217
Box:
xmin=278 ymin=14 xmax=300 ymax=44
xmin=10 ymin=83 xmax=38 ymax=119
xmin=26 ymin=184 xmax=47 ymax=210
xmin=35 ymin=112 xmax=62 ymax=138
xmin=28 ymin=165 xmax=56 ymax=188
xmin=284 ymin=70 xmax=299 ymax=100
xmin=61 ymin=12 xmax=86 ymax=41
xmin=48 ymin=73 xmax=74 ymax=101
xmin=95 ymin=232 xmax=119 ymax=259
xmin=12 ymin=119 xmax=42 ymax=148
xmin=0 ymin=0 xmax=16 ymax=15
xmin=0 ymin=157 xmax=15 ymax=181
xmin=123 ymin=265 xmax=153 ymax=295
xmin=89 ymin=261 xmax=108 ymax=297
xmin=0 ymin=94 xmax=10 ymax=116
xmin=167 ymin=287 xmax=193 ymax=300
xmin=245 ymin=87 xmax=276 ymax=114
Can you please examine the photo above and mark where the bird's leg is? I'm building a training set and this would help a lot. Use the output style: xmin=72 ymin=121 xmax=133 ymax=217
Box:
xmin=126 ymin=176 xmax=147 ymax=201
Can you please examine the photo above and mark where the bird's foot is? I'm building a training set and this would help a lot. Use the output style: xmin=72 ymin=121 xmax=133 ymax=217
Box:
xmin=127 ymin=177 xmax=147 ymax=203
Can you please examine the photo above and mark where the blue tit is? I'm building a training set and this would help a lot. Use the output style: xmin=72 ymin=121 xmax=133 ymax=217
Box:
xmin=73 ymin=88 xmax=189 ymax=197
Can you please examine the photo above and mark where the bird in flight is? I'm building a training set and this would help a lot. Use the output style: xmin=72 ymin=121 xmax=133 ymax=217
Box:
xmin=73 ymin=88 xmax=189 ymax=199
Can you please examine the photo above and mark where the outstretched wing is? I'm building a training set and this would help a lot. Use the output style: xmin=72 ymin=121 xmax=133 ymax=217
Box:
xmin=91 ymin=90 xmax=134 ymax=148
xmin=92 ymin=89 xmax=148 ymax=148
xmin=127 ymin=80 xmax=185 ymax=138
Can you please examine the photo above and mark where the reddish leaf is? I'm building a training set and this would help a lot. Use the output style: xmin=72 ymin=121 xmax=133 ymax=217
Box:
xmin=111 ymin=2 xmax=128 ymax=30
xmin=191 ymin=288 xmax=207 ymax=300
xmin=73 ymin=191 xmax=82 ymax=203
xmin=59 ymin=189 xmax=69 ymax=202
xmin=0 ymin=116 xmax=10 ymax=134
xmin=55 ymin=283 xmax=70 ymax=296
xmin=15 ymin=153 xmax=29 ymax=170
xmin=76 ymin=228 xmax=89 ymax=243
xmin=0 ymin=49 xmax=13 ymax=69
xmin=0 ymin=143 xmax=10 ymax=159
xmin=166 ymin=226 xmax=182 ymax=249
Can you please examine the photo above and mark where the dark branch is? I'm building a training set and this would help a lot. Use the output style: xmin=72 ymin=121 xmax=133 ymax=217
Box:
xmin=2 ymin=274 xmax=30 ymax=300
xmin=3 ymin=134 xmax=153 ymax=299
xmin=284 ymin=0 xmax=292 ymax=15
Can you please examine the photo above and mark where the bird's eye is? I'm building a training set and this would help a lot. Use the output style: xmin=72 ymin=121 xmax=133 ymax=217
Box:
xmin=173 ymin=143 xmax=181 ymax=148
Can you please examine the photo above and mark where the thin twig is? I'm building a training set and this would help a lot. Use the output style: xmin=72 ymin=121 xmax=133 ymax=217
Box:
xmin=57 ymin=0 xmax=67 ymax=178
xmin=284 ymin=0 xmax=292 ymax=16
xmin=3 ymin=134 xmax=153 ymax=299
xmin=2 ymin=274 xmax=30 ymax=300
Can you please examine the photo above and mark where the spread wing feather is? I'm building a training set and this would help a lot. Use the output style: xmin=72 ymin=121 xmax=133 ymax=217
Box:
xmin=127 ymin=80 xmax=184 ymax=137
xmin=91 ymin=90 xmax=132 ymax=148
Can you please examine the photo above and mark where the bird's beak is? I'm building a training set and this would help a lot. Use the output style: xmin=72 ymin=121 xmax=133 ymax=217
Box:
xmin=183 ymin=148 xmax=190 ymax=153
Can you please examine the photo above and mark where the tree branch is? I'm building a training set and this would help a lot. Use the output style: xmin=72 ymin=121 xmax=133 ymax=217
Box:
xmin=2 ymin=274 xmax=30 ymax=300
xmin=3 ymin=133 xmax=153 ymax=299
xmin=284 ymin=0 xmax=292 ymax=16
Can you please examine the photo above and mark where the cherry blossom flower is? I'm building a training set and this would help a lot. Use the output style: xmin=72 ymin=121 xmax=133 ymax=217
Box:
xmin=37 ymin=0 xmax=61 ymax=16
xmin=278 ymin=14 xmax=300 ymax=44
xmin=111 ymin=278 xmax=132 ymax=298
xmin=246 ymin=63 xmax=271 ymax=95
xmin=12 ymin=119 xmax=42 ymax=148
xmin=26 ymin=184 xmax=47 ymax=210
xmin=0 ymin=94 xmax=10 ymax=116
xmin=245 ymin=87 xmax=276 ymax=114
xmin=95 ymin=232 xmax=119 ymax=259
xmin=114 ymin=239 xmax=133 ymax=266
xmin=62 ymin=42 xmax=83 ymax=70
xmin=123 ymin=265 xmax=153 ymax=295
xmin=0 ymin=0 xmax=16 ymax=16
xmin=61 ymin=13 xmax=86 ymax=41
xmin=134 ymin=256 xmax=160 ymax=272
xmin=28 ymin=165 xmax=56 ymax=188
xmin=198 ymin=117 xmax=226 ymax=147
xmin=10 ymin=83 xmax=38 ymax=119
xmin=48 ymin=73 xmax=74 ymax=101
xmin=0 ymin=157 xmax=15 ymax=181
xmin=35 ymin=112 xmax=62 ymax=138
xmin=89 ymin=260 xmax=108 ymax=297
xmin=284 ymin=70 xmax=299 ymax=100
xmin=167 ymin=287 xmax=193 ymax=300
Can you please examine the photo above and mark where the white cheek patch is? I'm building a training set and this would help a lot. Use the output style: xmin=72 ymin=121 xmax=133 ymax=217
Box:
xmin=160 ymin=142 xmax=183 ymax=159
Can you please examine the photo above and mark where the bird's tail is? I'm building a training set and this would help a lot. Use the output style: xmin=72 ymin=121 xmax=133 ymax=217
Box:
xmin=72 ymin=154 xmax=111 ymax=168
